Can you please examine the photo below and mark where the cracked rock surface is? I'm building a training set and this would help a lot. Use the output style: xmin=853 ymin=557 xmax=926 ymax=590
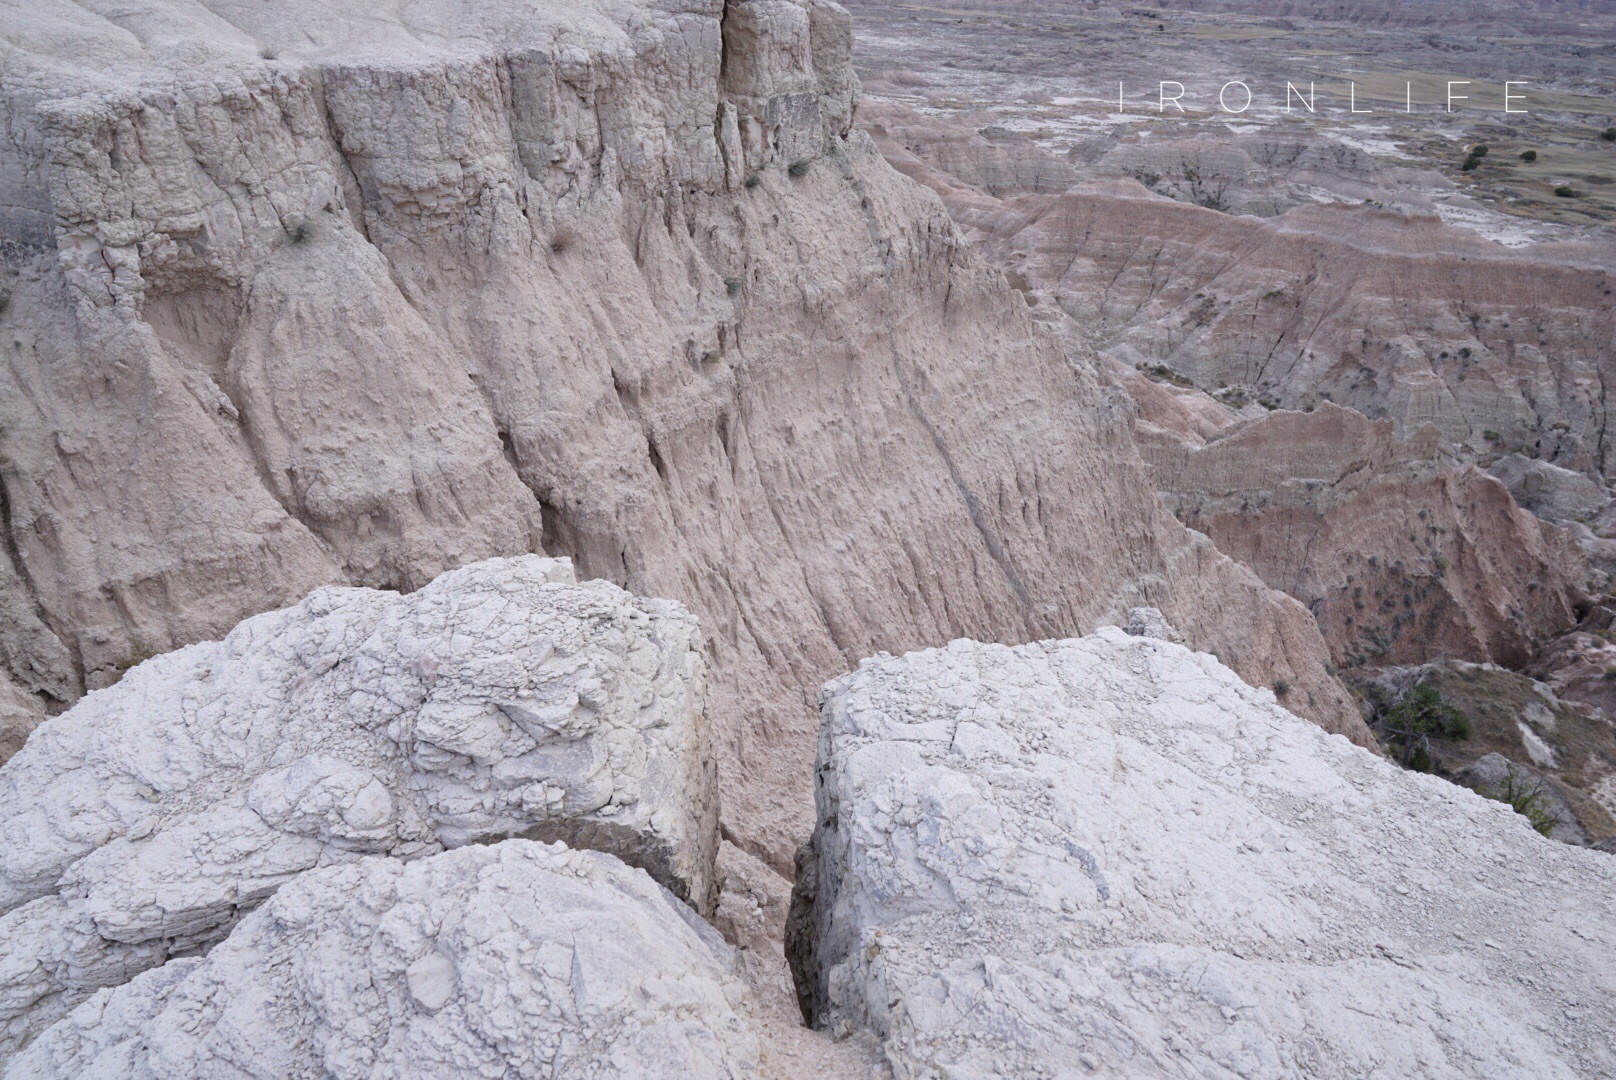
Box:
xmin=6 ymin=841 xmax=758 ymax=1080
xmin=0 ymin=555 xmax=715 ymax=1055
xmin=791 ymin=629 xmax=1616 ymax=1079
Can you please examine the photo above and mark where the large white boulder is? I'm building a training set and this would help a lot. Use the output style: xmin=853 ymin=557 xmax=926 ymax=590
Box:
xmin=0 ymin=556 xmax=716 ymax=1055
xmin=7 ymin=840 xmax=758 ymax=1080
xmin=792 ymin=629 xmax=1616 ymax=1079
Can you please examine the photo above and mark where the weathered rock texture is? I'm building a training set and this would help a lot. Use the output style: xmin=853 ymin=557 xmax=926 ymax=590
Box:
xmin=7 ymin=841 xmax=760 ymax=1080
xmin=1135 ymin=401 xmax=1593 ymax=668
xmin=866 ymin=99 xmax=1616 ymax=480
xmin=1489 ymin=453 xmax=1612 ymax=526
xmin=0 ymin=0 xmax=1366 ymax=869
xmin=0 ymin=555 xmax=716 ymax=1054
xmin=0 ymin=675 xmax=41 ymax=766
xmin=792 ymin=630 xmax=1616 ymax=1079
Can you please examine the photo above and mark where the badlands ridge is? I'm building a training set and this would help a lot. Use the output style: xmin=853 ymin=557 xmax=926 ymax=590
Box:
xmin=0 ymin=0 xmax=1613 ymax=1075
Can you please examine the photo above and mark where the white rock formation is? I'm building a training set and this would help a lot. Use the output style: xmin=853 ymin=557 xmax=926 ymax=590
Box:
xmin=1 ymin=0 xmax=1368 ymax=870
xmin=792 ymin=630 xmax=1616 ymax=1079
xmin=7 ymin=841 xmax=759 ymax=1080
xmin=0 ymin=556 xmax=715 ymax=1055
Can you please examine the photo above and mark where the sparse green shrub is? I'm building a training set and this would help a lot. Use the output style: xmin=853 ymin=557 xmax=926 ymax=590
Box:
xmin=1555 ymin=185 xmax=1577 ymax=197
xmin=788 ymin=158 xmax=811 ymax=178
xmin=724 ymin=276 xmax=742 ymax=297
xmin=1520 ymin=149 xmax=1537 ymax=162
xmin=1494 ymin=764 xmax=1556 ymax=836
xmin=550 ymin=227 xmax=576 ymax=254
xmin=744 ymin=173 xmax=762 ymax=189
xmin=1470 ymin=144 xmax=1488 ymax=158
xmin=1602 ymin=127 xmax=1616 ymax=142
xmin=1272 ymin=678 xmax=1291 ymax=697
xmin=288 ymin=219 xmax=316 ymax=244
xmin=1379 ymin=683 xmax=1470 ymax=768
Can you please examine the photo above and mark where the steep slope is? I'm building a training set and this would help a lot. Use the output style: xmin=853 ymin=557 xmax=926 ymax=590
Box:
xmin=0 ymin=0 xmax=1366 ymax=869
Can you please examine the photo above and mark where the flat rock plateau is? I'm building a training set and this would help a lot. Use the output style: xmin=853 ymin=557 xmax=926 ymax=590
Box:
xmin=1 ymin=0 xmax=1614 ymax=1075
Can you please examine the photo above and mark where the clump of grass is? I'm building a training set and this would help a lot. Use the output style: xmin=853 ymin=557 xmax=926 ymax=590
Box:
xmin=1519 ymin=149 xmax=1537 ymax=162
xmin=1554 ymin=184 xmax=1578 ymax=198
xmin=724 ymin=276 xmax=742 ymax=297
xmin=550 ymin=227 xmax=576 ymax=255
xmin=788 ymin=158 xmax=811 ymax=178
xmin=1602 ymin=127 xmax=1616 ymax=142
xmin=288 ymin=218 xmax=316 ymax=245
xmin=259 ymin=45 xmax=278 ymax=60
xmin=744 ymin=173 xmax=762 ymax=189
xmin=1272 ymin=678 xmax=1291 ymax=698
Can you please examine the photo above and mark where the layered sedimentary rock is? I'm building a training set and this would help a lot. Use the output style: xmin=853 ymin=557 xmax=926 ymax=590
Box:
xmin=8 ymin=841 xmax=760 ymax=1080
xmin=1134 ymin=401 xmax=1592 ymax=668
xmin=0 ymin=0 xmax=1367 ymax=870
xmin=866 ymin=99 xmax=1616 ymax=480
xmin=791 ymin=631 xmax=1616 ymax=1078
xmin=0 ymin=556 xmax=716 ymax=1053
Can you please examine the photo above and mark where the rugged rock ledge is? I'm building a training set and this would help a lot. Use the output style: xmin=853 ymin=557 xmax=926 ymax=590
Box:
xmin=0 ymin=556 xmax=716 ymax=1053
xmin=791 ymin=630 xmax=1616 ymax=1078
xmin=7 ymin=841 xmax=760 ymax=1080
xmin=0 ymin=0 xmax=1366 ymax=869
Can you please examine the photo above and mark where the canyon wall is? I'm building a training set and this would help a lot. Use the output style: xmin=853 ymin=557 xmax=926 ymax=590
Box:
xmin=870 ymin=102 xmax=1616 ymax=482
xmin=0 ymin=0 xmax=1367 ymax=869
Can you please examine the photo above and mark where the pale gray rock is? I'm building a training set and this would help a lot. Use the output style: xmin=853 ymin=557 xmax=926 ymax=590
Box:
xmin=6 ymin=841 xmax=759 ymax=1080
xmin=0 ymin=555 xmax=716 ymax=1055
xmin=1122 ymin=606 xmax=1183 ymax=644
xmin=792 ymin=630 xmax=1616 ymax=1079
xmin=1489 ymin=453 xmax=1611 ymax=525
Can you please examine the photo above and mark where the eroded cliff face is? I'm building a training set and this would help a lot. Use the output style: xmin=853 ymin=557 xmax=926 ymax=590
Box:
xmin=0 ymin=0 xmax=1367 ymax=866
xmin=1135 ymin=401 xmax=1594 ymax=669
xmin=868 ymin=101 xmax=1616 ymax=481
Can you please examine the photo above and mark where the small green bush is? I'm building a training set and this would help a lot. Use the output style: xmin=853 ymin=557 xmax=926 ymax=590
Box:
xmin=1495 ymin=765 xmax=1556 ymax=836
xmin=1519 ymin=149 xmax=1537 ymax=162
xmin=1272 ymin=678 xmax=1291 ymax=697
xmin=744 ymin=174 xmax=762 ymax=189
xmin=1555 ymin=185 xmax=1577 ymax=197
xmin=1602 ymin=127 xmax=1616 ymax=142
xmin=1380 ymin=683 xmax=1469 ymax=768
xmin=1470 ymin=144 xmax=1488 ymax=158
xmin=724 ymin=276 xmax=742 ymax=297
xmin=1460 ymin=157 xmax=1478 ymax=172
xmin=788 ymin=158 xmax=811 ymax=178
xmin=288 ymin=219 xmax=316 ymax=244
